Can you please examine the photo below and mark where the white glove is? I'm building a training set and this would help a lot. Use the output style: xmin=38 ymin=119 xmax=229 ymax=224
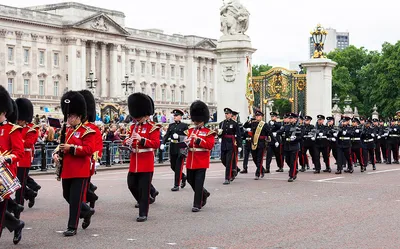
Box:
xmin=238 ymin=147 xmax=242 ymax=152
xmin=378 ymin=136 xmax=381 ymax=139
xmin=275 ymin=142 xmax=279 ymax=147
xmin=395 ymin=128 xmax=398 ymax=132
xmin=218 ymin=129 xmax=223 ymax=135
xmin=355 ymin=129 xmax=360 ymax=133
xmin=270 ymin=121 xmax=275 ymax=125
xmin=371 ymin=133 xmax=375 ymax=137
xmin=384 ymin=133 xmax=389 ymax=137
xmin=246 ymin=128 xmax=251 ymax=132
xmin=290 ymin=136 xmax=296 ymax=141
xmin=160 ymin=144 xmax=165 ymax=150
xmin=343 ymin=131 xmax=347 ymax=135
xmin=311 ymin=137 xmax=316 ymax=141
xmin=319 ymin=133 xmax=323 ymax=136
xmin=333 ymin=133 xmax=338 ymax=137
xmin=273 ymin=132 xmax=277 ymax=137
xmin=173 ymin=133 xmax=179 ymax=139
xmin=218 ymin=138 xmax=222 ymax=143
xmin=95 ymin=162 xmax=100 ymax=170
xmin=331 ymin=138 xmax=336 ymax=142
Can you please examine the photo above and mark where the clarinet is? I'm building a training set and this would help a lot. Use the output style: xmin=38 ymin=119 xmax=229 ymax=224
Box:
xmin=55 ymin=99 xmax=70 ymax=181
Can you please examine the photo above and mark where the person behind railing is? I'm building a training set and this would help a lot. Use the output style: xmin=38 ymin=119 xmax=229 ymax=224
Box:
xmin=106 ymin=124 xmax=121 ymax=164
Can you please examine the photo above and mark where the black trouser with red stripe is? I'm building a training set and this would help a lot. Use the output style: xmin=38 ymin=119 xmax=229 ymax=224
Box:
xmin=242 ymin=141 xmax=251 ymax=170
xmin=315 ymin=146 xmax=330 ymax=170
xmin=337 ymin=147 xmax=353 ymax=171
xmin=363 ymin=146 xmax=375 ymax=167
xmin=170 ymin=154 xmax=186 ymax=187
xmin=186 ymin=168 xmax=208 ymax=209
xmin=62 ymin=178 xmax=89 ymax=230
xmin=15 ymin=167 xmax=30 ymax=207
xmin=0 ymin=199 xmax=23 ymax=237
xmin=221 ymin=150 xmax=235 ymax=180
xmin=351 ymin=147 xmax=365 ymax=167
xmin=386 ymin=142 xmax=399 ymax=163
xmin=127 ymin=172 xmax=152 ymax=217
xmin=284 ymin=150 xmax=298 ymax=178
xmin=375 ymin=141 xmax=382 ymax=162
xmin=251 ymin=147 xmax=266 ymax=177
xmin=265 ymin=143 xmax=283 ymax=170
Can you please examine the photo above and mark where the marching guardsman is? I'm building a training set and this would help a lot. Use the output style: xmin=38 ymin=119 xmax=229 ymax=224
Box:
xmin=232 ymin=111 xmax=243 ymax=174
xmin=78 ymin=90 xmax=103 ymax=208
xmin=373 ymin=118 xmax=383 ymax=163
xmin=351 ymin=118 xmax=366 ymax=172
xmin=326 ymin=116 xmax=338 ymax=167
xmin=52 ymin=91 xmax=96 ymax=236
xmin=362 ymin=119 xmax=377 ymax=170
xmin=379 ymin=119 xmax=388 ymax=163
xmin=300 ymin=116 xmax=316 ymax=172
xmin=124 ymin=93 xmax=161 ymax=222
xmin=241 ymin=116 xmax=254 ymax=174
xmin=184 ymin=100 xmax=214 ymax=212
xmin=266 ymin=112 xmax=283 ymax=174
xmin=0 ymin=86 xmax=25 ymax=245
xmin=161 ymin=109 xmax=189 ymax=191
xmin=218 ymin=108 xmax=241 ymax=185
xmin=14 ymin=98 xmax=39 ymax=216
xmin=334 ymin=116 xmax=353 ymax=174
xmin=279 ymin=113 xmax=302 ymax=182
xmin=244 ymin=110 xmax=269 ymax=180
xmin=383 ymin=118 xmax=399 ymax=164
xmin=314 ymin=115 xmax=330 ymax=173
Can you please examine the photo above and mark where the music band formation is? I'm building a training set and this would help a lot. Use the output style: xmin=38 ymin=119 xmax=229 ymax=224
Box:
xmin=0 ymin=83 xmax=399 ymax=244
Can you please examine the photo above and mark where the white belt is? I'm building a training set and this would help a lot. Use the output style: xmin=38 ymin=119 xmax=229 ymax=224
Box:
xmin=246 ymin=138 xmax=251 ymax=141
xmin=170 ymin=140 xmax=179 ymax=143
xmin=339 ymin=137 xmax=351 ymax=140
xmin=131 ymin=148 xmax=154 ymax=153
xmin=24 ymin=148 xmax=32 ymax=152
xmin=389 ymin=134 xmax=400 ymax=137
xmin=364 ymin=139 xmax=374 ymax=142
xmin=352 ymin=138 xmax=361 ymax=141
xmin=188 ymin=148 xmax=209 ymax=152
xmin=304 ymin=135 xmax=313 ymax=138
xmin=317 ymin=136 xmax=327 ymax=139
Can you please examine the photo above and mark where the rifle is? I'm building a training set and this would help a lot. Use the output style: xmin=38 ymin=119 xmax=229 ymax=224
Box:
xmin=55 ymin=99 xmax=70 ymax=181
xmin=290 ymin=111 xmax=302 ymax=138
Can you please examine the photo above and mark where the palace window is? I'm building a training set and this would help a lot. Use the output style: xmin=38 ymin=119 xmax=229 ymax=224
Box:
xmin=151 ymin=88 xmax=156 ymax=100
xmin=209 ymin=69 xmax=213 ymax=82
xmin=141 ymin=62 xmax=146 ymax=75
xmin=161 ymin=89 xmax=166 ymax=101
xmin=171 ymin=65 xmax=175 ymax=79
xmin=8 ymin=47 xmax=14 ymax=62
xmin=24 ymin=48 xmax=30 ymax=64
xmin=54 ymin=53 xmax=59 ymax=66
xmin=203 ymin=68 xmax=206 ymax=82
xmin=7 ymin=78 xmax=13 ymax=94
xmin=151 ymin=63 xmax=156 ymax=76
xmin=54 ymin=81 xmax=59 ymax=96
xmin=23 ymin=79 xmax=30 ymax=95
xmin=39 ymin=80 xmax=45 ymax=96
xmin=161 ymin=64 xmax=166 ymax=77
xmin=39 ymin=50 xmax=45 ymax=65
xmin=197 ymin=67 xmax=200 ymax=82
xmin=130 ymin=60 xmax=135 ymax=74
xmin=180 ymin=90 xmax=184 ymax=103
xmin=180 ymin=67 xmax=184 ymax=79
xmin=141 ymin=87 xmax=145 ymax=93
xmin=171 ymin=89 xmax=175 ymax=102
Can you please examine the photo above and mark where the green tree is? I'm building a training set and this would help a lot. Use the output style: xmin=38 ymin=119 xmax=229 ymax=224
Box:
xmin=273 ymin=99 xmax=292 ymax=116
xmin=252 ymin=64 xmax=273 ymax=76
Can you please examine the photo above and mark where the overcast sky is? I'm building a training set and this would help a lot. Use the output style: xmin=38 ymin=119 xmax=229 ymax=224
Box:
xmin=11 ymin=0 xmax=400 ymax=67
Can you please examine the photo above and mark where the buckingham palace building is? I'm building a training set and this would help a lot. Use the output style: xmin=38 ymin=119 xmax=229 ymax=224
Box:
xmin=0 ymin=2 xmax=218 ymax=116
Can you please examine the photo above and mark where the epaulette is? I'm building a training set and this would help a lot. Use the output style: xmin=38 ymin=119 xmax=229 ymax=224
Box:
xmin=184 ymin=130 xmax=189 ymax=136
xmin=10 ymin=124 xmax=22 ymax=134
xmin=27 ymin=125 xmax=39 ymax=133
xmin=31 ymin=124 xmax=40 ymax=130
xmin=150 ymin=123 xmax=162 ymax=133
xmin=207 ymin=130 xmax=217 ymax=136
xmin=82 ymin=125 xmax=96 ymax=137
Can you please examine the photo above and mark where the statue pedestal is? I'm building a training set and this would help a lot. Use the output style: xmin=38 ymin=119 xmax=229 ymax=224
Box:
xmin=215 ymin=35 xmax=256 ymax=122
xmin=301 ymin=58 xmax=337 ymax=120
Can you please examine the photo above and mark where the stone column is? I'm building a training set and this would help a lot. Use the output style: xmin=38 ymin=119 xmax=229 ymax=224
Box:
xmin=100 ymin=42 xmax=107 ymax=97
xmin=301 ymin=58 xmax=337 ymax=120
xmin=121 ymin=45 xmax=127 ymax=97
xmin=110 ymin=43 xmax=118 ymax=98
xmin=81 ymin=39 xmax=87 ymax=90
xmin=215 ymin=36 xmax=256 ymax=122
xmin=15 ymin=31 xmax=24 ymax=94
xmin=0 ymin=29 xmax=6 ymax=91
xmin=45 ymin=36 xmax=53 ymax=96
xmin=90 ymin=40 xmax=96 ymax=77
xmin=185 ymin=53 xmax=197 ymax=103
xmin=67 ymin=37 xmax=78 ymax=90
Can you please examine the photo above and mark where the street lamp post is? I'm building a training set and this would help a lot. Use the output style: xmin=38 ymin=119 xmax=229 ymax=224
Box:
xmin=86 ymin=70 xmax=98 ymax=95
xmin=121 ymin=74 xmax=133 ymax=96
xmin=310 ymin=24 xmax=328 ymax=59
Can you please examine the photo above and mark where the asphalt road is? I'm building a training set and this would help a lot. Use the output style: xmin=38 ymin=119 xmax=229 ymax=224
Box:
xmin=3 ymin=159 xmax=400 ymax=249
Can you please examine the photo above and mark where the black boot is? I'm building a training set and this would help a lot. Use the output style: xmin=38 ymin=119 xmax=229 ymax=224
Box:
xmin=82 ymin=208 xmax=95 ymax=229
xmin=180 ymin=175 xmax=187 ymax=188
xmin=323 ymin=168 xmax=331 ymax=173
xmin=223 ymin=180 xmax=230 ymax=185
xmin=276 ymin=168 xmax=283 ymax=172
xmin=171 ymin=186 xmax=179 ymax=191
xmin=13 ymin=221 xmax=25 ymax=244
xmin=300 ymin=166 xmax=306 ymax=172
xmin=240 ymin=169 xmax=248 ymax=174
xmin=202 ymin=190 xmax=211 ymax=207
xmin=373 ymin=165 xmax=376 ymax=170
xmin=63 ymin=228 xmax=77 ymax=236
xmin=314 ymin=170 xmax=320 ymax=174
xmin=335 ymin=170 xmax=342 ymax=174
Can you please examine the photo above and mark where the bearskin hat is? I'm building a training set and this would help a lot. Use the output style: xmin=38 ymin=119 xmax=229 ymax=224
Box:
xmin=190 ymin=100 xmax=210 ymax=124
xmin=15 ymin=98 xmax=34 ymax=123
xmin=128 ymin=93 xmax=153 ymax=118
xmin=6 ymin=99 xmax=18 ymax=124
xmin=78 ymin=90 xmax=96 ymax=122
xmin=0 ymin=85 xmax=13 ymax=115
xmin=61 ymin=91 xmax=87 ymax=120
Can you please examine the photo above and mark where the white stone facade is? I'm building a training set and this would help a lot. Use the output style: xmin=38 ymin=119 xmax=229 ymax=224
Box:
xmin=0 ymin=2 xmax=218 ymax=115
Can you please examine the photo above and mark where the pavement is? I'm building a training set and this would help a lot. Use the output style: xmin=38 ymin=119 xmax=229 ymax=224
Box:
xmin=3 ymin=159 xmax=400 ymax=249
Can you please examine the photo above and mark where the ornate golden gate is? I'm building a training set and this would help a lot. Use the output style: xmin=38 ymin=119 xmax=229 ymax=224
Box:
xmin=251 ymin=67 xmax=307 ymax=115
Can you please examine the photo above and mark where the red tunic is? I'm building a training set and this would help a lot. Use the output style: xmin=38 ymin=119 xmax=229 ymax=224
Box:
xmin=0 ymin=122 xmax=24 ymax=199
xmin=185 ymin=127 xmax=216 ymax=170
xmin=84 ymin=122 xmax=103 ymax=176
xmin=19 ymin=123 xmax=39 ymax=167
xmin=60 ymin=124 xmax=96 ymax=179
xmin=123 ymin=121 xmax=161 ymax=173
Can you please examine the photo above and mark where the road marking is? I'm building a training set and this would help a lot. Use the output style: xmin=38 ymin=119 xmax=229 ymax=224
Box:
xmin=167 ymin=242 xmax=177 ymax=245
xmin=367 ymin=168 xmax=400 ymax=174
xmin=313 ymin=177 xmax=344 ymax=182
xmin=127 ymin=238 xmax=137 ymax=241
xmin=92 ymin=234 xmax=99 ymax=237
